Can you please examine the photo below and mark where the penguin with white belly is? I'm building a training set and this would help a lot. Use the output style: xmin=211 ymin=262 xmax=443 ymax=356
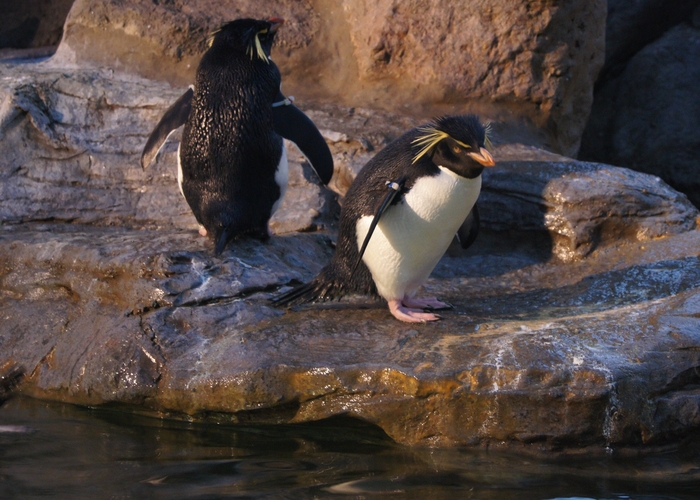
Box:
xmin=141 ymin=18 xmax=333 ymax=254
xmin=273 ymin=114 xmax=495 ymax=323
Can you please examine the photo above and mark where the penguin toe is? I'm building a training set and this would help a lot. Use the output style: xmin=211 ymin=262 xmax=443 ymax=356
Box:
xmin=388 ymin=299 xmax=442 ymax=323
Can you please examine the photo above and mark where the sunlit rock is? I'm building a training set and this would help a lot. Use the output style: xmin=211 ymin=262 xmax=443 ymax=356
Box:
xmin=53 ymin=0 xmax=605 ymax=157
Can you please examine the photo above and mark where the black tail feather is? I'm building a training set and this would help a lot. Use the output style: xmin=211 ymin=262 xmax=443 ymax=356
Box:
xmin=272 ymin=251 xmax=376 ymax=309
xmin=271 ymin=282 xmax=318 ymax=307
xmin=271 ymin=276 xmax=346 ymax=308
xmin=214 ymin=227 xmax=231 ymax=255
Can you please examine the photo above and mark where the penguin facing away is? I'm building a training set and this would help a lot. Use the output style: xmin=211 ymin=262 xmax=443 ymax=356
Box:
xmin=141 ymin=17 xmax=333 ymax=255
xmin=272 ymin=114 xmax=495 ymax=323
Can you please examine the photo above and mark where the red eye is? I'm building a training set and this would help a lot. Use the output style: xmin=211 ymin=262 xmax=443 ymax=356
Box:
xmin=453 ymin=146 xmax=461 ymax=153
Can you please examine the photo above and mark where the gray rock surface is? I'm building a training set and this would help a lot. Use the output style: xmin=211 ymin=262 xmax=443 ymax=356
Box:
xmin=601 ymin=0 xmax=700 ymax=84
xmin=52 ymin=0 xmax=605 ymax=157
xmin=608 ymin=24 xmax=700 ymax=203
xmin=482 ymin=145 xmax=698 ymax=262
xmin=580 ymin=1 xmax=700 ymax=210
xmin=0 ymin=66 xmax=337 ymax=238
xmin=2 ymin=62 xmax=700 ymax=449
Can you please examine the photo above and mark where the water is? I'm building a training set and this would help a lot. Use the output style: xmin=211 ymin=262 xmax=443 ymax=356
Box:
xmin=1 ymin=397 xmax=699 ymax=499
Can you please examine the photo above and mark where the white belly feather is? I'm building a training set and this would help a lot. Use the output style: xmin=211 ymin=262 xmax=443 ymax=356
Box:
xmin=356 ymin=166 xmax=481 ymax=300
xmin=177 ymin=142 xmax=184 ymax=197
xmin=271 ymin=144 xmax=289 ymax=215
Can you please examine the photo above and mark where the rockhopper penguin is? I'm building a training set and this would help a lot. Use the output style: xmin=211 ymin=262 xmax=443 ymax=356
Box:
xmin=141 ymin=18 xmax=333 ymax=254
xmin=273 ymin=115 xmax=495 ymax=323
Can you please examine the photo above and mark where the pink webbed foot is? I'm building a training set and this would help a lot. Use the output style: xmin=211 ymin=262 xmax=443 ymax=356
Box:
xmin=198 ymin=225 xmax=208 ymax=237
xmin=401 ymin=296 xmax=451 ymax=310
xmin=388 ymin=299 xmax=442 ymax=323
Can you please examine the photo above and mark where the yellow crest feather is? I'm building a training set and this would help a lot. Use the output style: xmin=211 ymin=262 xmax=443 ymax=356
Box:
xmin=412 ymin=117 xmax=492 ymax=164
xmin=247 ymin=30 xmax=270 ymax=63
xmin=209 ymin=25 xmax=270 ymax=63
xmin=207 ymin=28 xmax=221 ymax=48
xmin=411 ymin=127 xmax=449 ymax=164
xmin=484 ymin=122 xmax=493 ymax=150
xmin=411 ymin=127 xmax=471 ymax=163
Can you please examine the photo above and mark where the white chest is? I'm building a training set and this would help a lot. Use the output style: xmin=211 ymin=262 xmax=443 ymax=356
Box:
xmin=355 ymin=167 xmax=481 ymax=300
xmin=403 ymin=167 xmax=481 ymax=226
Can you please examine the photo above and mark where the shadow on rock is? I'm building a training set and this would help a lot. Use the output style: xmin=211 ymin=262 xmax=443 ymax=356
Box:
xmin=451 ymin=257 xmax=700 ymax=324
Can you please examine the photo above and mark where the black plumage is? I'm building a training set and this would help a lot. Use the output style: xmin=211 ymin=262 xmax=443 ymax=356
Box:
xmin=181 ymin=18 xmax=284 ymax=254
xmin=140 ymin=18 xmax=334 ymax=255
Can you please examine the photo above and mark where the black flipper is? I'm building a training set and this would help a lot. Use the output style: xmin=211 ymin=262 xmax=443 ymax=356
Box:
xmin=350 ymin=176 xmax=407 ymax=275
xmin=140 ymin=87 xmax=194 ymax=169
xmin=456 ymin=204 xmax=480 ymax=250
xmin=271 ymin=91 xmax=334 ymax=185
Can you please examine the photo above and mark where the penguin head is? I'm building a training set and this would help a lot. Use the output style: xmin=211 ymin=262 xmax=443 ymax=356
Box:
xmin=412 ymin=115 xmax=495 ymax=179
xmin=208 ymin=17 xmax=284 ymax=63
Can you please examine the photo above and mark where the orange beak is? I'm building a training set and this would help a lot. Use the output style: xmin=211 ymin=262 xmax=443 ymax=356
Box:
xmin=268 ymin=17 xmax=284 ymax=33
xmin=468 ymin=147 xmax=495 ymax=167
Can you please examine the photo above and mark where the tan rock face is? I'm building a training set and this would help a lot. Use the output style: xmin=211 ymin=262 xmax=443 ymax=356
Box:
xmin=342 ymin=0 xmax=605 ymax=155
xmin=54 ymin=0 xmax=318 ymax=84
xmin=52 ymin=0 xmax=605 ymax=157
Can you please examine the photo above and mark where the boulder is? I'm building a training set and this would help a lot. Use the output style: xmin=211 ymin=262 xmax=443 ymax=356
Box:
xmin=2 ymin=62 xmax=700 ymax=449
xmin=600 ymin=0 xmax=700 ymax=85
xmin=580 ymin=0 xmax=700 ymax=208
xmin=52 ymin=0 xmax=319 ymax=86
xmin=0 ymin=0 xmax=74 ymax=50
xmin=3 ymin=219 xmax=700 ymax=449
xmin=341 ymin=0 xmax=606 ymax=157
xmin=580 ymin=24 xmax=700 ymax=208
xmin=51 ymin=0 xmax=605 ymax=157
xmin=482 ymin=145 xmax=698 ymax=262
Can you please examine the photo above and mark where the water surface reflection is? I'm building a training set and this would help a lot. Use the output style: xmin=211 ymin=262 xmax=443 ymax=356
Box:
xmin=1 ymin=397 xmax=699 ymax=499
